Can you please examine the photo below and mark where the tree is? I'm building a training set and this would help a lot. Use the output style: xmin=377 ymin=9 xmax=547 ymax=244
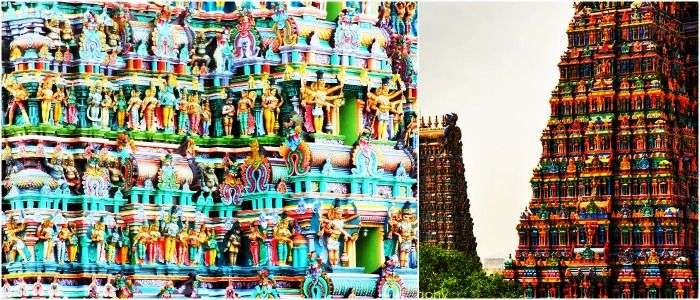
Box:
xmin=419 ymin=244 xmax=522 ymax=298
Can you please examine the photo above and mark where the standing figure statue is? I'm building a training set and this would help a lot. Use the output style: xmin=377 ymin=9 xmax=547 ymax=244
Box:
xmin=247 ymin=222 xmax=264 ymax=266
xmin=163 ymin=214 xmax=181 ymax=264
xmin=127 ymin=89 xmax=143 ymax=130
xmin=188 ymin=227 xmax=203 ymax=266
xmin=118 ymin=227 xmax=130 ymax=264
xmin=389 ymin=208 xmax=417 ymax=268
xmin=91 ymin=220 xmax=107 ymax=263
xmin=201 ymin=100 xmax=211 ymax=136
xmin=300 ymin=71 xmax=344 ymax=134
xmin=214 ymin=28 xmax=233 ymax=73
xmin=318 ymin=207 xmax=358 ymax=266
xmin=368 ymin=76 xmax=405 ymax=140
xmin=65 ymin=88 xmax=78 ymax=125
xmin=67 ymin=224 xmax=79 ymax=262
xmin=3 ymin=75 xmax=30 ymax=125
xmin=205 ymin=228 xmax=218 ymax=267
xmin=238 ymin=89 xmax=255 ymax=136
xmin=148 ymin=223 xmax=162 ymax=264
xmin=226 ymin=223 xmax=241 ymax=266
xmin=262 ymin=79 xmax=284 ymax=136
xmin=115 ymin=90 xmax=128 ymax=129
xmin=86 ymin=84 xmax=103 ymax=127
xmin=133 ymin=225 xmax=149 ymax=264
xmin=56 ymin=223 xmax=72 ymax=263
xmin=52 ymin=85 xmax=67 ymax=126
xmin=159 ymin=75 xmax=178 ymax=133
xmin=37 ymin=218 xmax=56 ymax=262
xmin=273 ymin=213 xmax=293 ymax=266
xmin=106 ymin=227 xmax=119 ymax=264
xmin=177 ymin=227 xmax=190 ymax=265
xmin=101 ymin=90 xmax=114 ymax=129
xmin=38 ymin=76 xmax=56 ymax=125
xmin=177 ymin=91 xmax=190 ymax=134
xmin=187 ymin=92 xmax=202 ymax=135
xmin=222 ymin=98 xmax=236 ymax=136
xmin=141 ymin=83 xmax=159 ymax=132
xmin=191 ymin=31 xmax=213 ymax=68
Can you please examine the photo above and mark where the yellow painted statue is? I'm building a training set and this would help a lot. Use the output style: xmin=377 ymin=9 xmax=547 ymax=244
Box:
xmin=300 ymin=70 xmax=344 ymax=134
xmin=262 ymin=77 xmax=284 ymax=135
xmin=38 ymin=76 xmax=56 ymax=125
xmin=368 ymin=76 xmax=406 ymax=140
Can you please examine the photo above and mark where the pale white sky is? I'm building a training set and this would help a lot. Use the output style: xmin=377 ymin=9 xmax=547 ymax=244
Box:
xmin=420 ymin=1 xmax=572 ymax=259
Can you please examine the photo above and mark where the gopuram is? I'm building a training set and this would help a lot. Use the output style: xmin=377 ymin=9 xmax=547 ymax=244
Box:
xmin=504 ymin=2 xmax=698 ymax=298
xmin=0 ymin=1 xmax=418 ymax=298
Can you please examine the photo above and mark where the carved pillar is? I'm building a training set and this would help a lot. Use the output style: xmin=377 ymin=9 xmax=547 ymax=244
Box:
xmin=279 ymin=80 xmax=300 ymax=125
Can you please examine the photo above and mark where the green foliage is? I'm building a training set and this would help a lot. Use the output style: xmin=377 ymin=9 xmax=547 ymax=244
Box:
xmin=419 ymin=244 xmax=522 ymax=298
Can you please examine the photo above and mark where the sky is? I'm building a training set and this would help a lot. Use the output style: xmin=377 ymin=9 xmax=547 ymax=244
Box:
xmin=420 ymin=1 xmax=573 ymax=259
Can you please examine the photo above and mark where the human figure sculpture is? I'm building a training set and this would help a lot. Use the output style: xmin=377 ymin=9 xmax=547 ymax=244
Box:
xmin=188 ymin=92 xmax=202 ymax=135
xmin=163 ymin=215 xmax=181 ymax=264
xmin=262 ymin=79 xmax=284 ymax=135
xmin=91 ymin=220 xmax=107 ymax=263
xmin=177 ymin=91 xmax=190 ymax=134
xmin=56 ymin=224 xmax=72 ymax=263
xmin=37 ymin=218 xmax=56 ymax=262
xmin=318 ymin=207 xmax=358 ymax=266
xmin=222 ymin=98 xmax=236 ymax=136
xmin=201 ymin=101 xmax=211 ymax=136
xmin=115 ymin=90 xmax=128 ymax=129
xmin=300 ymin=71 xmax=344 ymax=134
xmin=205 ymin=228 xmax=218 ymax=267
xmin=86 ymin=85 xmax=103 ymax=127
xmin=3 ymin=76 xmax=30 ymax=125
xmin=147 ymin=223 xmax=162 ymax=264
xmin=273 ymin=213 xmax=293 ymax=266
xmin=238 ymin=90 xmax=255 ymax=136
xmin=159 ymin=75 xmax=178 ymax=132
xmin=106 ymin=228 xmax=119 ymax=264
xmin=52 ymin=86 xmax=67 ymax=126
xmin=127 ymin=89 xmax=142 ymax=129
xmin=226 ymin=225 xmax=241 ymax=266
xmin=65 ymin=88 xmax=78 ymax=125
xmin=368 ymin=77 xmax=406 ymax=140
xmin=177 ymin=227 xmax=189 ymax=265
xmin=214 ymin=29 xmax=233 ymax=73
xmin=141 ymin=83 xmax=159 ymax=132
xmin=191 ymin=31 xmax=213 ymax=67
xmin=101 ymin=90 xmax=114 ymax=129
xmin=157 ymin=280 xmax=176 ymax=298
xmin=389 ymin=208 xmax=417 ymax=268
xmin=247 ymin=222 xmax=264 ymax=266
xmin=133 ymin=225 xmax=149 ymax=264
xmin=38 ymin=76 xmax=56 ymax=125
xmin=188 ymin=227 xmax=203 ymax=266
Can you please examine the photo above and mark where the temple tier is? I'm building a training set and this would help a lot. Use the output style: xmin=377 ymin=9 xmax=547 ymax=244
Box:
xmin=1 ymin=1 xmax=418 ymax=298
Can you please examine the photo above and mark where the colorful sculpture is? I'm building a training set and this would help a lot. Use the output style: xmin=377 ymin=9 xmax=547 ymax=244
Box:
xmin=300 ymin=71 xmax=344 ymax=134
xmin=238 ymin=84 xmax=256 ymax=136
xmin=261 ymin=77 xmax=284 ymax=135
xmin=367 ymin=76 xmax=405 ymax=140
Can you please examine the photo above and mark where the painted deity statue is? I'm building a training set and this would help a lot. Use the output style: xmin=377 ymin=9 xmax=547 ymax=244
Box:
xmin=37 ymin=218 xmax=56 ymax=262
xmin=3 ymin=76 xmax=30 ymax=125
xmin=262 ymin=78 xmax=284 ymax=135
xmin=188 ymin=92 xmax=202 ymax=135
xmin=222 ymin=98 xmax=236 ymax=136
xmin=65 ymin=88 xmax=78 ymax=125
xmin=238 ymin=88 xmax=255 ymax=136
xmin=163 ymin=214 xmax=181 ymax=264
xmin=157 ymin=280 xmax=176 ymax=298
xmin=368 ymin=76 xmax=406 ymax=140
xmin=214 ymin=28 xmax=234 ymax=73
xmin=52 ymin=86 xmax=67 ymax=126
xmin=91 ymin=220 xmax=107 ymax=263
xmin=106 ymin=227 xmax=119 ymax=264
xmin=86 ymin=84 xmax=103 ymax=127
xmin=191 ymin=31 xmax=213 ymax=67
xmin=141 ymin=83 xmax=159 ymax=132
xmin=389 ymin=208 xmax=418 ymax=268
xmin=159 ymin=75 xmax=178 ymax=132
xmin=148 ymin=223 xmax=162 ymax=264
xmin=115 ymin=90 xmax=128 ymax=129
xmin=205 ymin=228 xmax=218 ymax=267
xmin=300 ymin=71 xmax=344 ymax=134
xmin=226 ymin=224 xmax=241 ymax=265
xmin=101 ymin=90 xmax=114 ymax=129
xmin=178 ymin=91 xmax=190 ymax=134
xmin=318 ymin=207 xmax=358 ymax=266
xmin=67 ymin=224 xmax=79 ymax=262
xmin=56 ymin=224 xmax=72 ymax=263
xmin=118 ymin=227 xmax=130 ymax=264
xmin=38 ymin=76 xmax=56 ymax=125
xmin=273 ymin=214 xmax=293 ymax=266
xmin=247 ymin=222 xmax=264 ymax=266
xmin=127 ymin=88 xmax=143 ymax=130
xmin=188 ymin=227 xmax=204 ymax=266
xmin=133 ymin=225 xmax=149 ymax=264
xmin=177 ymin=227 xmax=189 ymax=265
xmin=201 ymin=101 xmax=211 ymax=136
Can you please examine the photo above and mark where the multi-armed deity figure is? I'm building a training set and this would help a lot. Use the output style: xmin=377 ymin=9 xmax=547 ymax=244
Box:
xmin=238 ymin=80 xmax=256 ymax=136
xmin=300 ymin=70 xmax=344 ymax=134
xmin=273 ymin=213 xmax=294 ymax=266
xmin=367 ymin=76 xmax=406 ymax=140
xmin=261 ymin=77 xmax=284 ymax=136
xmin=389 ymin=207 xmax=418 ymax=268
xmin=159 ymin=75 xmax=178 ymax=133
xmin=37 ymin=76 xmax=56 ymax=125
xmin=3 ymin=75 xmax=30 ymax=125
xmin=318 ymin=206 xmax=359 ymax=266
